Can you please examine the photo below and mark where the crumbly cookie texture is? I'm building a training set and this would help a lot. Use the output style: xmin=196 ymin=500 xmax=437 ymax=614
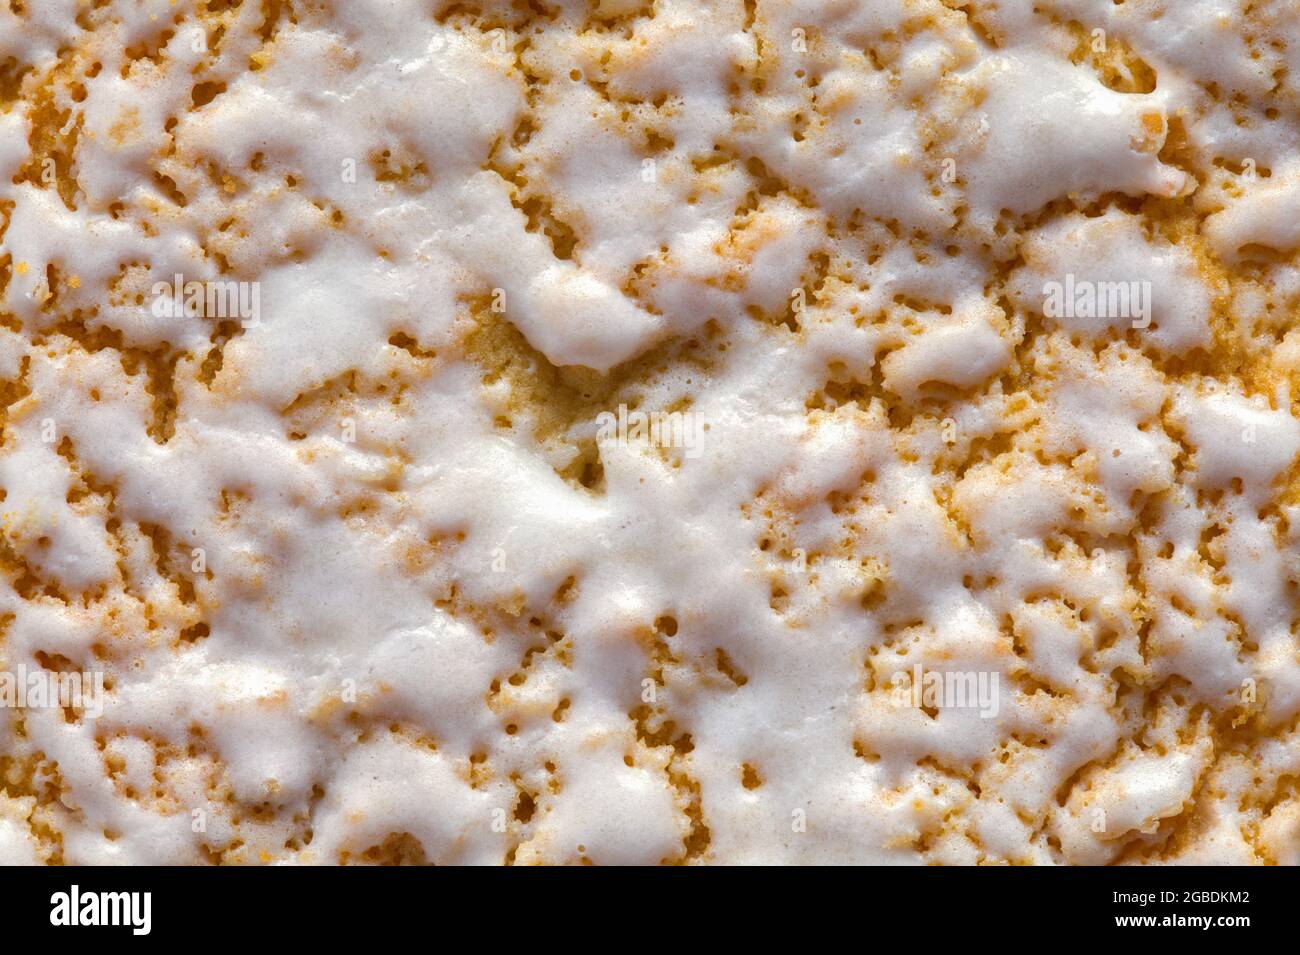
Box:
xmin=0 ymin=0 xmax=1298 ymax=866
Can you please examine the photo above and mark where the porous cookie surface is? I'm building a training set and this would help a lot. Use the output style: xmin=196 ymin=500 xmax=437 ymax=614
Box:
xmin=1 ymin=0 xmax=1299 ymax=865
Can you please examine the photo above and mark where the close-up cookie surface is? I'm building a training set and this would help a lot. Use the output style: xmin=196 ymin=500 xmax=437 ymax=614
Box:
xmin=0 ymin=0 xmax=1298 ymax=865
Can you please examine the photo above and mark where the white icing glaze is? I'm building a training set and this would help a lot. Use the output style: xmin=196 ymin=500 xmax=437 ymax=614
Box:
xmin=0 ymin=0 xmax=1296 ymax=867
